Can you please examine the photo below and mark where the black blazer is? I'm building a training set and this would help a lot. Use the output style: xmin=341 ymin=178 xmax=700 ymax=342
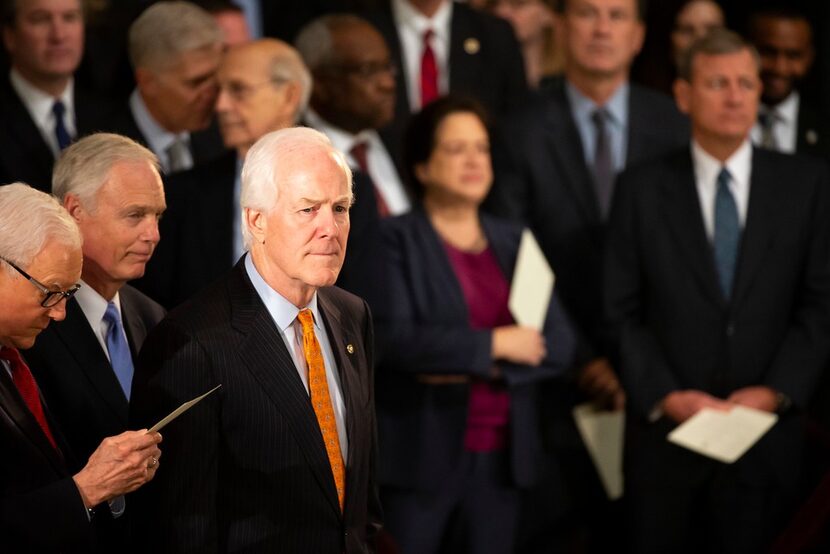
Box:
xmin=0 ymin=73 xmax=114 ymax=192
xmin=486 ymin=80 xmax=689 ymax=356
xmin=101 ymin=101 xmax=227 ymax=174
xmin=26 ymin=285 xmax=165 ymax=467
xmin=0 ymin=353 xmax=93 ymax=552
xmin=130 ymin=260 xmax=382 ymax=553
xmin=373 ymin=210 xmax=576 ymax=490
xmin=795 ymin=100 xmax=830 ymax=159
xmin=365 ymin=1 xmax=528 ymax=163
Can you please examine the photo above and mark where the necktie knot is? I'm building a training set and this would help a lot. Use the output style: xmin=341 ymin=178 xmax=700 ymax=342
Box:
xmin=297 ymin=308 xmax=315 ymax=335
xmin=717 ymin=167 xmax=731 ymax=190
xmin=103 ymin=301 xmax=120 ymax=326
xmin=52 ymin=100 xmax=65 ymax=118
xmin=165 ymin=137 xmax=190 ymax=172
xmin=591 ymin=108 xmax=609 ymax=129
xmin=423 ymin=28 xmax=434 ymax=43
xmin=52 ymin=100 xmax=71 ymax=151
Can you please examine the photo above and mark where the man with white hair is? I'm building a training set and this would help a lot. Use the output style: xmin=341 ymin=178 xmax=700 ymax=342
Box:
xmin=105 ymin=0 xmax=226 ymax=174
xmin=130 ymin=127 xmax=382 ymax=552
xmin=23 ymin=132 xmax=166 ymax=548
xmin=0 ymin=184 xmax=162 ymax=552
xmin=135 ymin=37 xmax=312 ymax=308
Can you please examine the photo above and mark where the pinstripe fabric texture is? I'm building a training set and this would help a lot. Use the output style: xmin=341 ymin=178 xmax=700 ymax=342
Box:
xmin=129 ymin=260 xmax=382 ymax=553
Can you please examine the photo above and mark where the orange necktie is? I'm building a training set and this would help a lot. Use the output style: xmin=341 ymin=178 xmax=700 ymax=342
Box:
xmin=297 ymin=309 xmax=346 ymax=511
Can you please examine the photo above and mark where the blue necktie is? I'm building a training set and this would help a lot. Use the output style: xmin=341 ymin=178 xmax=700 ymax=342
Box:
xmin=103 ymin=302 xmax=134 ymax=400
xmin=52 ymin=100 xmax=71 ymax=151
xmin=713 ymin=168 xmax=740 ymax=300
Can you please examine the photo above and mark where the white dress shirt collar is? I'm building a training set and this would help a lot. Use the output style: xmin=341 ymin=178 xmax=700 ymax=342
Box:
xmin=692 ymin=139 xmax=753 ymax=240
xmin=75 ymin=281 xmax=122 ymax=360
xmin=9 ymin=68 xmax=76 ymax=157
xmin=392 ymin=0 xmax=453 ymax=110
xmin=129 ymin=89 xmax=192 ymax=172
xmin=751 ymin=91 xmax=799 ymax=154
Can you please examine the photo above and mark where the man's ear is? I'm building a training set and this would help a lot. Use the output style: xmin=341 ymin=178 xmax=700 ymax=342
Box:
xmin=245 ymin=207 xmax=266 ymax=244
xmin=63 ymin=194 xmax=84 ymax=222
xmin=673 ymin=78 xmax=691 ymax=115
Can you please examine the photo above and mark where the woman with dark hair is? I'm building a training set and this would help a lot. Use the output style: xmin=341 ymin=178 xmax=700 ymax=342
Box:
xmin=373 ymin=95 xmax=577 ymax=554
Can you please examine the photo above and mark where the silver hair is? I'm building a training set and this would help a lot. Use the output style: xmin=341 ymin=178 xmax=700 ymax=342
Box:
xmin=677 ymin=27 xmax=760 ymax=81
xmin=240 ymin=127 xmax=353 ymax=249
xmin=268 ymin=44 xmax=313 ymax=123
xmin=0 ymin=183 xmax=81 ymax=276
xmin=52 ymin=133 xmax=160 ymax=210
xmin=128 ymin=1 xmax=223 ymax=71
xmin=294 ymin=13 xmax=375 ymax=73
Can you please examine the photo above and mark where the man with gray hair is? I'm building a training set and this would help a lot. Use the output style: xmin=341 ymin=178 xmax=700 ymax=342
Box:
xmin=23 ymin=132 xmax=167 ymax=549
xmin=606 ymin=28 xmax=830 ymax=551
xmin=104 ymin=0 xmax=226 ymax=174
xmin=135 ymin=37 xmax=312 ymax=308
xmin=0 ymin=183 xmax=162 ymax=552
xmin=130 ymin=127 xmax=382 ymax=552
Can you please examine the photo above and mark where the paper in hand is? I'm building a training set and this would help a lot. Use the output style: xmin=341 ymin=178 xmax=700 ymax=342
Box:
xmin=573 ymin=402 xmax=625 ymax=500
xmin=667 ymin=405 xmax=777 ymax=464
xmin=147 ymin=384 xmax=222 ymax=434
xmin=508 ymin=229 xmax=555 ymax=330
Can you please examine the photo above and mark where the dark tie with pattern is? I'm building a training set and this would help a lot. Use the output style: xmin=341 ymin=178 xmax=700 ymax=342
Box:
xmin=758 ymin=108 xmax=779 ymax=150
xmin=591 ymin=108 xmax=614 ymax=218
xmin=713 ymin=167 xmax=740 ymax=300
xmin=52 ymin=100 xmax=72 ymax=151
xmin=350 ymin=141 xmax=391 ymax=218
xmin=0 ymin=347 xmax=58 ymax=450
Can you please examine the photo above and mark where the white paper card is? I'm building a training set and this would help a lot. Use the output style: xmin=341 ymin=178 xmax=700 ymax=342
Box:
xmin=147 ymin=384 xmax=222 ymax=434
xmin=508 ymin=229 xmax=555 ymax=331
xmin=573 ymin=402 xmax=625 ymax=500
xmin=667 ymin=406 xmax=777 ymax=464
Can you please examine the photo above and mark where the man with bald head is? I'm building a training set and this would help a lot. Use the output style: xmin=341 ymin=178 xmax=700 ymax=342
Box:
xmin=135 ymin=37 xmax=311 ymax=308
xmin=131 ymin=127 xmax=382 ymax=552
xmin=0 ymin=184 xmax=162 ymax=551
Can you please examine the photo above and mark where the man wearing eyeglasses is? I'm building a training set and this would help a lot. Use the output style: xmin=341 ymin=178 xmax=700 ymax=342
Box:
xmin=0 ymin=183 xmax=162 ymax=552
xmin=133 ymin=38 xmax=312 ymax=309
xmin=23 ymin=132 xmax=167 ymax=551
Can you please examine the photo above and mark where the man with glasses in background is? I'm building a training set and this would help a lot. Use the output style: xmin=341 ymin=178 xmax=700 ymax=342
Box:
xmin=0 ymin=183 xmax=162 ymax=552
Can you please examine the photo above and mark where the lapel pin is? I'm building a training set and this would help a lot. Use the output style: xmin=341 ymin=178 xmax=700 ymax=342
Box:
xmin=806 ymin=129 xmax=819 ymax=145
xmin=464 ymin=38 xmax=480 ymax=55
xmin=346 ymin=344 xmax=355 ymax=355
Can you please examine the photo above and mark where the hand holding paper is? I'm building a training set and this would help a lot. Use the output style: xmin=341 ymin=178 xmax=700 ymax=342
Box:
xmin=508 ymin=230 xmax=554 ymax=331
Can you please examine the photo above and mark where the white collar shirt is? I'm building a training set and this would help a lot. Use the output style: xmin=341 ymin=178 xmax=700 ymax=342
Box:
xmin=10 ymin=69 xmax=76 ymax=158
xmin=751 ymin=91 xmax=799 ymax=154
xmin=129 ymin=89 xmax=193 ymax=173
xmin=74 ymin=281 xmax=125 ymax=362
xmin=692 ymin=139 xmax=752 ymax=240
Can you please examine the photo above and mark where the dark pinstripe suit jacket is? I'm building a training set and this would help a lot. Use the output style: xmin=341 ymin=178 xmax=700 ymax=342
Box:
xmin=129 ymin=259 xmax=382 ymax=553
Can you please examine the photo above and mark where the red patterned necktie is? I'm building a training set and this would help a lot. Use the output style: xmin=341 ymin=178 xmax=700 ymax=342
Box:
xmin=350 ymin=141 xmax=391 ymax=218
xmin=0 ymin=347 xmax=58 ymax=450
xmin=297 ymin=309 xmax=346 ymax=511
xmin=420 ymin=29 xmax=439 ymax=107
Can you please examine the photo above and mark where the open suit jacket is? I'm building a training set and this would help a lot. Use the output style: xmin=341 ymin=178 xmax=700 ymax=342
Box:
xmin=365 ymin=0 xmax=528 ymax=166
xmin=129 ymin=259 xmax=382 ymax=553
xmin=26 ymin=285 xmax=165 ymax=467
xmin=0 ymin=353 xmax=93 ymax=552
xmin=605 ymin=146 xmax=830 ymax=548
xmin=0 ymin=72 xmax=114 ymax=192
xmin=486 ymin=79 xmax=689 ymax=355
xmin=373 ymin=209 xmax=576 ymax=491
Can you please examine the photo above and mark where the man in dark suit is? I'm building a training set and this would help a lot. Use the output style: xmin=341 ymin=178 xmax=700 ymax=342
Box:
xmin=748 ymin=7 xmax=830 ymax=159
xmin=130 ymin=127 xmax=382 ymax=552
xmin=133 ymin=38 xmax=311 ymax=309
xmin=0 ymin=0 xmax=113 ymax=192
xmin=0 ymin=183 xmax=162 ymax=552
xmin=484 ymin=0 xmax=688 ymax=548
xmin=24 ymin=133 xmax=166 ymax=550
xmin=605 ymin=29 xmax=830 ymax=552
xmin=102 ymin=1 xmax=226 ymax=175
xmin=364 ymin=0 xmax=528 ymax=160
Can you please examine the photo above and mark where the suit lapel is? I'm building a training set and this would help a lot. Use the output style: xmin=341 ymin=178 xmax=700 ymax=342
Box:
xmin=120 ymin=288 xmax=148 ymax=360
xmin=661 ymin=152 xmax=725 ymax=308
xmin=52 ymin=299 xmax=129 ymax=423
xmin=0 ymin=359 xmax=66 ymax=473
xmin=0 ymin=75 xmax=54 ymax=169
xmin=544 ymin=87 xmax=602 ymax=224
xmin=731 ymin=150 xmax=777 ymax=309
xmin=229 ymin=265 xmax=342 ymax=516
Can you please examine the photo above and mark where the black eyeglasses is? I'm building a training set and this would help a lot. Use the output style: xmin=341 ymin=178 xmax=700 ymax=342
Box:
xmin=1 ymin=257 xmax=81 ymax=308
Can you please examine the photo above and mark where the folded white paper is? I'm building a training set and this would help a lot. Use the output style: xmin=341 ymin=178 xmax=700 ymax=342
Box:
xmin=508 ymin=230 xmax=555 ymax=331
xmin=667 ymin=406 xmax=777 ymax=463
xmin=147 ymin=384 xmax=222 ymax=434
xmin=573 ymin=402 xmax=625 ymax=500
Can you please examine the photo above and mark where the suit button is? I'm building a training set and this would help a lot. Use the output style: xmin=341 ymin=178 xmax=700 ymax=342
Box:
xmin=726 ymin=323 xmax=735 ymax=337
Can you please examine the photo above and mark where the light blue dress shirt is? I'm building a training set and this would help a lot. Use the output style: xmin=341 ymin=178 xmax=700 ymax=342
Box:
xmin=565 ymin=80 xmax=630 ymax=176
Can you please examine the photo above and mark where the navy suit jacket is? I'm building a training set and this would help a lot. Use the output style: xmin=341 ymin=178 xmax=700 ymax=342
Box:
xmin=373 ymin=209 xmax=576 ymax=491
xmin=1 ymin=352 xmax=92 ymax=552
xmin=130 ymin=260 xmax=382 ymax=553
xmin=26 ymin=285 xmax=165 ymax=467
xmin=486 ymin=80 xmax=689 ymax=357
xmin=605 ymin=146 xmax=830 ymax=485
xmin=0 ymin=73 xmax=114 ymax=192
